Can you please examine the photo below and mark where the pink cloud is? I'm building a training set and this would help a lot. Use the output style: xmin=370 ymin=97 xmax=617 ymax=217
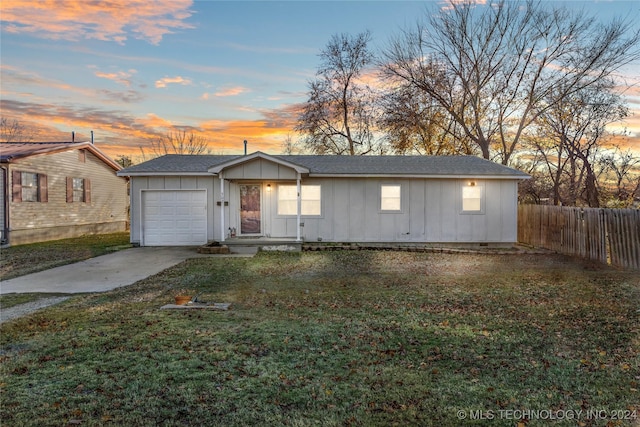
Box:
xmin=94 ymin=70 xmax=136 ymax=87
xmin=439 ymin=0 xmax=487 ymax=11
xmin=214 ymin=86 xmax=249 ymax=97
xmin=0 ymin=0 xmax=194 ymax=45
xmin=155 ymin=76 xmax=193 ymax=88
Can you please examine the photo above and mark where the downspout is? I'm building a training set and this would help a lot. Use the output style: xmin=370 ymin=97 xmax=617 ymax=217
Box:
xmin=1 ymin=166 xmax=9 ymax=245
xmin=296 ymin=173 xmax=301 ymax=242
xmin=219 ymin=173 xmax=225 ymax=242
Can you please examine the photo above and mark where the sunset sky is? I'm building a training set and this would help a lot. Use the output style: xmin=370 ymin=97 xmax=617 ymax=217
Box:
xmin=1 ymin=0 xmax=639 ymax=160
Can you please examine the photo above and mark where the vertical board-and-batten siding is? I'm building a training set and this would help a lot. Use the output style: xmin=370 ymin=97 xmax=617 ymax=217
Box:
xmin=8 ymin=149 xmax=128 ymax=240
xmin=129 ymin=176 xmax=225 ymax=244
xmin=129 ymin=174 xmax=518 ymax=245
xmin=222 ymin=158 xmax=298 ymax=180
xmin=265 ymin=178 xmax=517 ymax=243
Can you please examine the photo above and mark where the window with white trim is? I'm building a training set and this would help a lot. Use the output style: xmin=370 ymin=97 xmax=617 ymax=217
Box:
xmin=277 ymin=185 xmax=321 ymax=216
xmin=462 ymin=181 xmax=483 ymax=213
xmin=380 ymin=184 xmax=401 ymax=211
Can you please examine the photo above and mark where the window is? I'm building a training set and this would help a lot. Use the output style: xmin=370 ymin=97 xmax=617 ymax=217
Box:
xmin=12 ymin=170 xmax=47 ymax=203
xmin=73 ymin=178 xmax=85 ymax=202
xmin=462 ymin=181 xmax=483 ymax=213
xmin=277 ymin=185 xmax=321 ymax=216
xmin=21 ymin=172 xmax=39 ymax=202
xmin=380 ymin=185 xmax=401 ymax=211
xmin=67 ymin=177 xmax=91 ymax=203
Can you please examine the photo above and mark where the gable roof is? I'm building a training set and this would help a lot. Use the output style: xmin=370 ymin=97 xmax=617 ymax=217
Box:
xmin=0 ymin=142 xmax=122 ymax=171
xmin=208 ymin=151 xmax=309 ymax=174
xmin=118 ymin=152 xmax=529 ymax=179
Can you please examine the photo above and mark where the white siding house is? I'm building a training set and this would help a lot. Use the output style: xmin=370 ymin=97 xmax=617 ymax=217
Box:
xmin=118 ymin=152 xmax=529 ymax=247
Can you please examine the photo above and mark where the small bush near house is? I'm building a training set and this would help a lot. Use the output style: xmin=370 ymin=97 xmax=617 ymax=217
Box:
xmin=1 ymin=251 xmax=638 ymax=426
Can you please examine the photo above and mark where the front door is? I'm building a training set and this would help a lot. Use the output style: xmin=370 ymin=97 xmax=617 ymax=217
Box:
xmin=240 ymin=184 xmax=261 ymax=235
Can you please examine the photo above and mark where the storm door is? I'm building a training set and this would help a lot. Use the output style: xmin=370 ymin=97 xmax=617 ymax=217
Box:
xmin=239 ymin=184 xmax=261 ymax=235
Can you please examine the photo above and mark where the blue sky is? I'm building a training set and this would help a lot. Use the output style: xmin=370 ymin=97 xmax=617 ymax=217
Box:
xmin=1 ymin=1 xmax=639 ymax=158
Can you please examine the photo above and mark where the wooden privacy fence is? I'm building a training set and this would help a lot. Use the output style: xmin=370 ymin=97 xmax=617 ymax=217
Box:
xmin=518 ymin=205 xmax=640 ymax=269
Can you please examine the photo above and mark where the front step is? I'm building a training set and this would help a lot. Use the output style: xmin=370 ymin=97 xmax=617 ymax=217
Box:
xmin=223 ymin=238 xmax=302 ymax=253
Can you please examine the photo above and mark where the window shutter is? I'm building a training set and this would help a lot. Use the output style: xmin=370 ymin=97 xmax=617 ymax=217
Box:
xmin=66 ymin=177 xmax=73 ymax=203
xmin=12 ymin=170 xmax=22 ymax=202
xmin=38 ymin=174 xmax=48 ymax=202
xmin=84 ymin=178 xmax=91 ymax=203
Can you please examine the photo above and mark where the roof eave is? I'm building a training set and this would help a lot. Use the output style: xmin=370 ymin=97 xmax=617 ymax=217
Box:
xmin=117 ymin=171 xmax=215 ymax=177
xmin=208 ymin=151 xmax=309 ymax=174
xmin=307 ymin=173 xmax=531 ymax=179
xmin=0 ymin=142 xmax=122 ymax=171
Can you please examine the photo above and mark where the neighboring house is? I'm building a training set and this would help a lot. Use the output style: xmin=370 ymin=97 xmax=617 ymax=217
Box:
xmin=1 ymin=142 xmax=128 ymax=246
xmin=117 ymin=151 xmax=529 ymax=247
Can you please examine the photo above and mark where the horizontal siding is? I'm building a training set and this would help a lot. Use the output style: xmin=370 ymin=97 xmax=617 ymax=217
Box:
xmin=0 ymin=167 xmax=5 ymax=240
xmin=9 ymin=149 xmax=128 ymax=235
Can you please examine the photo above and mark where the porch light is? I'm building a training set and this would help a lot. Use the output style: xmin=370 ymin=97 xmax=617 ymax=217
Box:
xmin=468 ymin=181 xmax=476 ymax=186
xmin=267 ymin=184 xmax=271 ymax=191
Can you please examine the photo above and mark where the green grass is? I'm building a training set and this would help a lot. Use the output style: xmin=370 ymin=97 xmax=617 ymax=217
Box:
xmin=0 ymin=293 xmax=70 ymax=310
xmin=1 ymin=251 xmax=638 ymax=426
xmin=0 ymin=232 xmax=131 ymax=281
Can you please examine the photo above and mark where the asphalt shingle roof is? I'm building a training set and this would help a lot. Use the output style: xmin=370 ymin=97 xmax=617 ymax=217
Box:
xmin=280 ymin=155 xmax=528 ymax=177
xmin=119 ymin=155 xmax=240 ymax=174
xmin=0 ymin=142 xmax=88 ymax=162
xmin=1 ymin=141 xmax=121 ymax=170
xmin=118 ymin=153 xmax=529 ymax=178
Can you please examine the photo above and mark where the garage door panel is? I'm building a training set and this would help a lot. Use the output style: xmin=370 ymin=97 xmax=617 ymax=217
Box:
xmin=176 ymin=206 xmax=191 ymax=216
xmin=142 ymin=190 xmax=207 ymax=246
xmin=176 ymin=192 xmax=193 ymax=202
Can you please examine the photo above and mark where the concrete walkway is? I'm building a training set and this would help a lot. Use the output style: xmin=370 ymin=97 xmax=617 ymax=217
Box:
xmin=0 ymin=247 xmax=246 ymax=294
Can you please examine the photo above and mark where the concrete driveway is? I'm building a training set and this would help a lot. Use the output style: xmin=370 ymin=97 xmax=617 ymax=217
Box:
xmin=0 ymin=247 xmax=238 ymax=294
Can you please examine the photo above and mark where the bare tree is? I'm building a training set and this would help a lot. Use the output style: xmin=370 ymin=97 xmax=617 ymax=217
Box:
xmin=382 ymin=0 xmax=640 ymax=165
xmin=281 ymin=133 xmax=305 ymax=155
xmin=296 ymin=31 xmax=381 ymax=155
xmin=114 ymin=155 xmax=134 ymax=168
xmin=1 ymin=118 xmax=34 ymax=143
xmin=528 ymin=80 xmax=629 ymax=207
xmin=140 ymin=129 xmax=211 ymax=159
xmin=600 ymin=146 xmax=640 ymax=207
xmin=378 ymin=81 xmax=476 ymax=155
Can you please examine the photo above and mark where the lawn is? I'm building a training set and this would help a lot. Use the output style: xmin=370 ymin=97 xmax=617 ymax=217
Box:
xmin=0 ymin=232 xmax=131 ymax=282
xmin=1 ymin=251 xmax=638 ymax=426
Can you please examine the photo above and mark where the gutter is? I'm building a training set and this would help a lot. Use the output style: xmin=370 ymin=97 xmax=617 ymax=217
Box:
xmin=306 ymin=173 xmax=531 ymax=180
xmin=116 ymin=171 xmax=530 ymax=180
xmin=117 ymin=172 xmax=214 ymax=177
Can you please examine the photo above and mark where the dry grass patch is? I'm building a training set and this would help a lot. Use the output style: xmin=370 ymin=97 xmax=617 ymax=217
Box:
xmin=1 ymin=251 xmax=638 ymax=426
xmin=0 ymin=232 xmax=131 ymax=281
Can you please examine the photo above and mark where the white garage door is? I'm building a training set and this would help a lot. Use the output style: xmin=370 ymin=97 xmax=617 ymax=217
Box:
xmin=142 ymin=190 xmax=207 ymax=246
